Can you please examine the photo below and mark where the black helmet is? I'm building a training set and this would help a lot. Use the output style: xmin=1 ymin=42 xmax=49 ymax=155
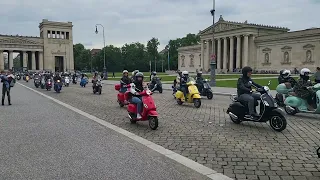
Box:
xmin=135 ymin=72 xmax=144 ymax=78
xmin=242 ymin=66 xmax=253 ymax=77
xmin=197 ymin=71 xmax=202 ymax=77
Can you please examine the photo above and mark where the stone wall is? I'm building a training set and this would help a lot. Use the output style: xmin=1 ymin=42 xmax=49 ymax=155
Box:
xmin=178 ymin=45 xmax=201 ymax=72
xmin=255 ymin=28 xmax=320 ymax=71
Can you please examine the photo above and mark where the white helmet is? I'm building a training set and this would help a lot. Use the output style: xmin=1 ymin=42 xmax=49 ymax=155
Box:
xmin=281 ymin=69 xmax=291 ymax=78
xmin=123 ymin=70 xmax=128 ymax=74
xmin=182 ymin=71 xmax=189 ymax=76
xmin=300 ymin=68 xmax=311 ymax=76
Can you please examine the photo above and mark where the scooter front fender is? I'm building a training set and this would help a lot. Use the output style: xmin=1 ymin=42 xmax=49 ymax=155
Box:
xmin=148 ymin=110 xmax=158 ymax=117
xmin=271 ymin=108 xmax=285 ymax=116
xmin=192 ymin=93 xmax=201 ymax=99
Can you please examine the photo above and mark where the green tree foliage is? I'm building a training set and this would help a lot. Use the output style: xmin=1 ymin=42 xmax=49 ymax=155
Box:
xmin=73 ymin=33 xmax=199 ymax=72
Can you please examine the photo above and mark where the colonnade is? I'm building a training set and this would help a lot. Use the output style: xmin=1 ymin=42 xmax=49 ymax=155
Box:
xmin=0 ymin=50 xmax=43 ymax=71
xmin=201 ymin=34 xmax=252 ymax=71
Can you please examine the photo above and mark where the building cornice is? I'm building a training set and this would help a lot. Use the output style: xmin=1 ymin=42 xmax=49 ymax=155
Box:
xmin=178 ymin=45 xmax=201 ymax=51
xmin=255 ymin=28 xmax=320 ymax=43
xmin=39 ymin=19 xmax=73 ymax=29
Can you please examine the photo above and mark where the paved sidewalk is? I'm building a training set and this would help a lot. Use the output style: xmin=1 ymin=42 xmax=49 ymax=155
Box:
xmin=3 ymin=84 xmax=229 ymax=180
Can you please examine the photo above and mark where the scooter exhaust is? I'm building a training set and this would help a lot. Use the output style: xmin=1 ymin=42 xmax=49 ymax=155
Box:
xmin=228 ymin=112 xmax=238 ymax=120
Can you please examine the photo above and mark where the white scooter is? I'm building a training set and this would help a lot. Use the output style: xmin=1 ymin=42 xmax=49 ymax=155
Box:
xmin=64 ymin=76 xmax=70 ymax=87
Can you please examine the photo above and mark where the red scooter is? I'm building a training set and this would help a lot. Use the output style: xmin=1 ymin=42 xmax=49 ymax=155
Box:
xmin=127 ymin=89 xmax=159 ymax=130
xmin=115 ymin=84 xmax=130 ymax=107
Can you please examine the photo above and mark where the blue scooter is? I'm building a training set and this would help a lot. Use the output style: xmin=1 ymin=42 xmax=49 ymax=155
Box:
xmin=54 ymin=80 xmax=62 ymax=93
xmin=80 ymin=77 xmax=88 ymax=87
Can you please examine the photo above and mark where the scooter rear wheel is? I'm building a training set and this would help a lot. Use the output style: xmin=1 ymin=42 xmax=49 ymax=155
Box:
xmin=207 ymin=92 xmax=213 ymax=100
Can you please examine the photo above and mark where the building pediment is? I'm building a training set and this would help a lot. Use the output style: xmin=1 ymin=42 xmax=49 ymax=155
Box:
xmin=281 ymin=46 xmax=292 ymax=50
xmin=0 ymin=36 xmax=41 ymax=45
xmin=199 ymin=15 xmax=289 ymax=36
xmin=262 ymin=48 xmax=272 ymax=52
xmin=303 ymin=44 xmax=315 ymax=49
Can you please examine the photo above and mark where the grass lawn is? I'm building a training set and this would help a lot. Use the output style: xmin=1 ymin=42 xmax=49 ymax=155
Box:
xmin=108 ymin=74 xmax=282 ymax=82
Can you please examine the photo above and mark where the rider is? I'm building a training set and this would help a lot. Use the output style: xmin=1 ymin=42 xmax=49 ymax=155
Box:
xmin=237 ymin=66 xmax=262 ymax=119
xmin=92 ymin=71 xmax=100 ymax=90
xmin=195 ymin=71 xmax=204 ymax=93
xmin=180 ymin=71 xmax=189 ymax=101
xmin=53 ymin=72 xmax=62 ymax=83
xmin=1 ymin=71 xmax=11 ymax=105
xmin=131 ymin=70 xmax=139 ymax=82
xmin=129 ymin=72 xmax=145 ymax=119
xmin=278 ymin=69 xmax=297 ymax=88
xmin=293 ymin=68 xmax=315 ymax=110
xmin=150 ymin=71 xmax=158 ymax=86
xmin=120 ymin=70 xmax=131 ymax=93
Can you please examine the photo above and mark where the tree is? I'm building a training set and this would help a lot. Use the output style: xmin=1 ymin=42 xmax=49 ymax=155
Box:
xmin=74 ymin=43 xmax=91 ymax=71
xmin=147 ymin=37 xmax=160 ymax=71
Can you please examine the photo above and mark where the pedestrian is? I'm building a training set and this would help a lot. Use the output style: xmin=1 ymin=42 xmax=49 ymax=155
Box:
xmin=0 ymin=71 xmax=11 ymax=105
xmin=112 ymin=71 xmax=115 ymax=78
xmin=314 ymin=67 xmax=320 ymax=83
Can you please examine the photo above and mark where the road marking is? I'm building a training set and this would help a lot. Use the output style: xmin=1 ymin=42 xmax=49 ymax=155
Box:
xmin=17 ymin=82 xmax=232 ymax=180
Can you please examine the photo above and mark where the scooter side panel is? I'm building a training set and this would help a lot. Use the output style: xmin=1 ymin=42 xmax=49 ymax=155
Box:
xmin=284 ymin=96 xmax=306 ymax=110
xmin=315 ymin=91 xmax=320 ymax=113
xmin=127 ymin=104 xmax=137 ymax=113
xmin=276 ymin=84 xmax=291 ymax=94
xmin=175 ymin=91 xmax=184 ymax=99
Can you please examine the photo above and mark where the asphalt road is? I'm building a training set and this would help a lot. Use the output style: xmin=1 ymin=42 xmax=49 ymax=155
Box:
xmin=0 ymin=84 xmax=212 ymax=180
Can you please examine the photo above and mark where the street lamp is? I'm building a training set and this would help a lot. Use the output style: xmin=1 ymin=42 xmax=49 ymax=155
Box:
xmin=209 ymin=0 xmax=216 ymax=86
xmin=95 ymin=24 xmax=107 ymax=79
xmin=165 ymin=45 xmax=170 ymax=70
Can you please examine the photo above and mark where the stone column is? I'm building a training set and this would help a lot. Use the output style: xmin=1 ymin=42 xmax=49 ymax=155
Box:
xmin=8 ymin=51 xmax=13 ymax=70
xmin=0 ymin=50 xmax=4 ymax=70
xmin=223 ymin=37 xmax=227 ymax=71
xmin=201 ymin=40 xmax=204 ymax=69
xmin=39 ymin=52 xmax=43 ymax=70
xmin=243 ymin=34 xmax=249 ymax=67
xmin=229 ymin=37 xmax=234 ymax=71
xmin=206 ymin=40 xmax=210 ymax=70
xmin=23 ymin=51 xmax=28 ymax=68
xmin=217 ymin=38 xmax=221 ymax=70
xmin=32 ymin=51 xmax=36 ymax=70
xmin=236 ymin=35 xmax=241 ymax=68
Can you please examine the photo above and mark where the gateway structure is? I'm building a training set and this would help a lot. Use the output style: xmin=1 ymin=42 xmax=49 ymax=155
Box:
xmin=178 ymin=15 xmax=320 ymax=73
xmin=0 ymin=19 xmax=74 ymax=72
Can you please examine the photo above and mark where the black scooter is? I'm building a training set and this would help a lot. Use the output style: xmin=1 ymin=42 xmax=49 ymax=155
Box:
xmin=226 ymin=81 xmax=287 ymax=132
xmin=16 ymin=74 xmax=21 ymax=80
xmin=72 ymin=76 xmax=77 ymax=84
xmin=197 ymin=79 xmax=213 ymax=99
xmin=34 ymin=77 xmax=40 ymax=88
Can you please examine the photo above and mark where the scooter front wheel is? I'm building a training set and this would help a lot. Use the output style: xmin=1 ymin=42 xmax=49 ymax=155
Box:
xmin=193 ymin=99 xmax=201 ymax=108
xmin=269 ymin=113 xmax=287 ymax=132
xmin=148 ymin=116 xmax=158 ymax=130
xmin=284 ymin=105 xmax=297 ymax=115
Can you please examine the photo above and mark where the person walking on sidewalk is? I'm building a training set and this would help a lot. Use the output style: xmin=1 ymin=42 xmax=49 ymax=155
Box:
xmin=112 ymin=71 xmax=115 ymax=78
xmin=0 ymin=71 xmax=12 ymax=105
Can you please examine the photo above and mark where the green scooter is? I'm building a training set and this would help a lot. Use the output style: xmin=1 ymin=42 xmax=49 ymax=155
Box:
xmin=282 ymin=83 xmax=320 ymax=115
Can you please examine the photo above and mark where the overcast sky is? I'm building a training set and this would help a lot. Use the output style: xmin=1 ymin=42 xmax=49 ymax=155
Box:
xmin=0 ymin=0 xmax=319 ymax=50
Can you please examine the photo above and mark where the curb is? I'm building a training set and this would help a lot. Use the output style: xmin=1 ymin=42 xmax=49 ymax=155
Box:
xmin=103 ymin=82 xmax=234 ymax=96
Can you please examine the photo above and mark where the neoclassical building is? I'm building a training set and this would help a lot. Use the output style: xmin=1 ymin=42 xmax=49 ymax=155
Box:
xmin=0 ymin=19 xmax=74 ymax=72
xmin=178 ymin=15 xmax=320 ymax=73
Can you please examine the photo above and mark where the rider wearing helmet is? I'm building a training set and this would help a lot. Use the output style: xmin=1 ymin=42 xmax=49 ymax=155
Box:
xmin=131 ymin=70 xmax=139 ymax=82
xmin=294 ymin=68 xmax=315 ymax=110
xmin=120 ymin=70 xmax=131 ymax=93
xmin=237 ymin=66 xmax=262 ymax=119
xmin=195 ymin=71 xmax=204 ymax=93
xmin=129 ymin=72 xmax=145 ymax=119
xmin=92 ymin=71 xmax=100 ymax=90
xmin=278 ymin=69 xmax=297 ymax=88
xmin=180 ymin=71 xmax=189 ymax=101
xmin=150 ymin=71 xmax=158 ymax=85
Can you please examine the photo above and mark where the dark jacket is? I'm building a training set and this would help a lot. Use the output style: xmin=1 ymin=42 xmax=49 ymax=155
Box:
xmin=294 ymin=78 xmax=313 ymax=99
xmin=121 ymin=76 xmax=131 ymax=85
xmin=237 ymin=76 xmax=262 ymax=96
xmin=53 ymin=76 xmax=62 ymax=82
xmin=278 ymin=76 xmax=297 ymax=87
